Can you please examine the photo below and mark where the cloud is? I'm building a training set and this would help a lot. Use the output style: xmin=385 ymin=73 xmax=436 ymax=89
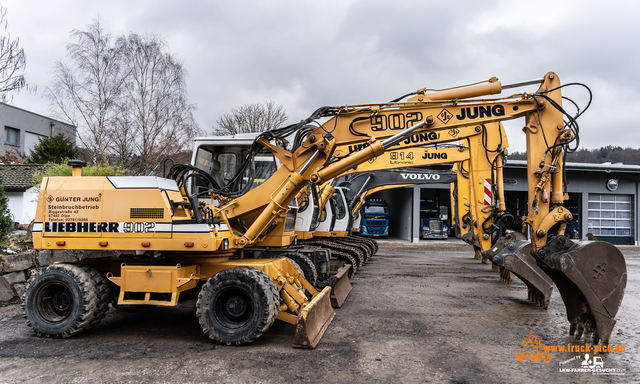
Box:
xmin=1 ymin=0 xmax=638 ymax=151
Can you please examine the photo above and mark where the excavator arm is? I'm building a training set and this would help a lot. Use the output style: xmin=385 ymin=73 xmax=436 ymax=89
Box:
xmin=229 ymin=72 xmax=624 ymax=343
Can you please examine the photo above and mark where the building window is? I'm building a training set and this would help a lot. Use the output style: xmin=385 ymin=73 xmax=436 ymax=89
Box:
xmin=4 ymin=126 xmax=20 ymax=146
xmin=588 ymin=194 xmax=633 ymax=237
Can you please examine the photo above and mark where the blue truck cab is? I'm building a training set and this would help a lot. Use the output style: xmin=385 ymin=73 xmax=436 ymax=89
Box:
xmin=360 ymin=199 xmax=390 ymax=237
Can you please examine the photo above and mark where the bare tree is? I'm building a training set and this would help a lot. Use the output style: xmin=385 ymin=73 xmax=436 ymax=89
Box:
xmin=113 ymin=33 xmax=201 ymax=175
xmin=45 ymin=18 xmax=125 ymax=164
xmin=213 ymin=101 xmax=287 ymax=135
xmin=0 ymin=5 xmax=32 ymax=103
xmin=46 ymin=21 xmax=201 ymax=174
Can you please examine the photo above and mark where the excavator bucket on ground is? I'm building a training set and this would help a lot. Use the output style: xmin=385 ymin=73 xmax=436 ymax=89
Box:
xmin=489 ymin=238 xmax=554 ymax=309
xmin=487 ymin=233 xmax=554 ymax=309
xmin=330 ymin=264 xmax=353 ymax=308
xmin=535 ymin=237 xmax=627 ymax=345
xmin=293 ymin=286 xmax=336 ymax=348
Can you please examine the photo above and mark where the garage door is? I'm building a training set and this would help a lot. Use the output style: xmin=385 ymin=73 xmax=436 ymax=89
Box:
xmin=587 ymin=193 xmax=634 ymax=245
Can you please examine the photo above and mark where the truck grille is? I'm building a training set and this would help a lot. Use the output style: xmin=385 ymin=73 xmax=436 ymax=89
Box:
xmin=429 ymin=220 xmax=443 ymax=231
xmin=368 ymin=219 xmax=387 ymax=226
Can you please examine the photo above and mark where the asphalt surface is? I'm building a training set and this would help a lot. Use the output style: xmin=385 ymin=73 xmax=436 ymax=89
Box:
xmin=0 ymin=241 xmax=637 ymax=383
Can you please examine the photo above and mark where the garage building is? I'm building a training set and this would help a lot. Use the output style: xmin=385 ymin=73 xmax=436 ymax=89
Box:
xmin=367 ymin=160 xmax=640 ymax=245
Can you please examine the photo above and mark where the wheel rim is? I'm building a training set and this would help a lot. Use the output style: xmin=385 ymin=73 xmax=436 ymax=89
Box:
xmin=213 ymin=287 xmax=254 ymax=329
xmin=35 ymin=281 xmax=75 ymax=324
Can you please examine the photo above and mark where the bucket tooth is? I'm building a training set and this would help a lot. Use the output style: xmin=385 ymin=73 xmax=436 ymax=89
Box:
xmin=500 ymin=266 xmax=515 ymax=284
xmin=293 ymin=286 xmax=336 ymax=348
xmin=535 ymin=237 xmax=626 ymax=344
xmin=330 ymin=264 xmax=352 ymax=308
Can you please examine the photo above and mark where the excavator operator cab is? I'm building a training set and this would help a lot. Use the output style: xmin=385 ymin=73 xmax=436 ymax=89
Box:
xmin=191 ymin=134 xmax=280 ymax=196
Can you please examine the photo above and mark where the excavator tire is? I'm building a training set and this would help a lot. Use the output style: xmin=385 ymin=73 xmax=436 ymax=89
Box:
xmin=300 ymin=239 xmax=362 ymax=273
xmin=352 ymin=240 xmax=372 ymax=264
xmin=330 ymin=239 xmax=369 ymax=266
xmin=330 ymin=250 xmax=358 ymax=278
xmin=280 ymin=252 xmax=318 ymax=289
xmin=22 ymin=264 xmax=105 ymax=338
xmin=196 ymin=267 xmax=279 ymax=346
xmin=75 ymin=265 xmax=114 ymax=327
xmin=345 ymin=236 xmax=376 ymax=262
xmin=369 ymin=238 xmax=379 ymax=254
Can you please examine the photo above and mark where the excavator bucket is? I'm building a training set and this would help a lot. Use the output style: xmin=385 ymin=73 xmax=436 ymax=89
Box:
xmin=330 ymin=264 xmax=352 ymax=308
xmin=293 ymin=286 xmax=336 ymax=348
xmin=535 ymin=237 xmax=626 ymax=344
xmin=491 ymin=240 xmax=554 ymax=309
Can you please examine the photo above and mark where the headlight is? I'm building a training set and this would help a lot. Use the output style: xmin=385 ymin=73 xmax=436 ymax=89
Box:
xmin=422 ymin=226 xmax=428 ymax=231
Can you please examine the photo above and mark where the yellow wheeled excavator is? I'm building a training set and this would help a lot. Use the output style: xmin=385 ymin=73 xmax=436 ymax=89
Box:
xmin=25 ymin=72 xmax=626 ymax=347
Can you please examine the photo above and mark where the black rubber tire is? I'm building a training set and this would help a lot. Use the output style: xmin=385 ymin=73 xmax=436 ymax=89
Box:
xmin=22 ymin=264 xmax=104 ymax=338
xmin=281 ymin=252 xmax=318 ymax=288
xmin=196 ymin=267 xmax=279 ymax=346
xmin=76 ymin=265 xmax=114 ymax=327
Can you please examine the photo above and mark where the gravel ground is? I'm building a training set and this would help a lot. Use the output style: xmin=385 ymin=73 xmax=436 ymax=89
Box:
xmin=0 ymin=241 xmax=637 ymax=383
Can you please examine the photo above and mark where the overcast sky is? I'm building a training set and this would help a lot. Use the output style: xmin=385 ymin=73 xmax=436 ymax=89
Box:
xmin=2 ymin=0 xmax=639 ymax=153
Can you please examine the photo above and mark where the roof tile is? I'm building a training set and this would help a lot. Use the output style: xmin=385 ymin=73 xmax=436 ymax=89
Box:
xmin=0 ymin=164 xmax=50 ymax=191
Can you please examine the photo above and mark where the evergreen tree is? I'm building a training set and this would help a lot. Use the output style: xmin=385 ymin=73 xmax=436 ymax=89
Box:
xmin=0 ymin=173 xmax=14 ymax=235
xmin=26 ymin=133 xmax=81 ymax=164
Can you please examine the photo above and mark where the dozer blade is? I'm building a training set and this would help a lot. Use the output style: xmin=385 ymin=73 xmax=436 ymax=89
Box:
xmin=535 ymin=237 xmax=627 ymax=344
xmin=330 ymin=264 xmax=352 ymax=308
xmin=492 ymin=241 xmax=554 ymax=309
xmin=293 ymin=286 xmax=336 ymax=348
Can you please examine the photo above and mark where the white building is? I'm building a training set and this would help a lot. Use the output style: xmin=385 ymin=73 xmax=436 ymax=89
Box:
xmin=1 ymin=104 xmax=75 ymax=225
xmin=0 ymin=164 xmax=47 ymax=225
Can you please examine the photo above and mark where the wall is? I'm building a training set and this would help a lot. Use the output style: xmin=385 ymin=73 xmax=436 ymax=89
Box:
xmin=1 ymin=104 xmax=76 ymax=156
xmin=0 ymin=231 xmax=118 ymax=304
xmin=6 ymin=187 xmax=38 ymax=224
xmin=366 ymin=163 xmax=640 ymax=244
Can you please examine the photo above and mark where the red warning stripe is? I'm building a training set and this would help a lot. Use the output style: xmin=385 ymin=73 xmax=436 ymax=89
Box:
xmin=484 ymin=179 xmax=492 ymax=205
